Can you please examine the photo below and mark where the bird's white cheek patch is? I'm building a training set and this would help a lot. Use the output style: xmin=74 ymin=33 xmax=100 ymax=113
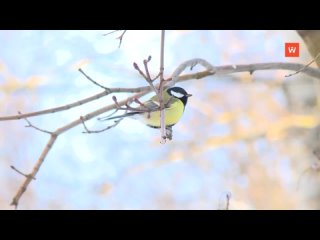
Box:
xmin=171 ymin=91 xmax=184 ymax=98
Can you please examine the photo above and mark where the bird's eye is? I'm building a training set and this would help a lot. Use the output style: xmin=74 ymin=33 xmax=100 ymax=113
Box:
xmin=170 ymin=91 xmax=185 ymax=98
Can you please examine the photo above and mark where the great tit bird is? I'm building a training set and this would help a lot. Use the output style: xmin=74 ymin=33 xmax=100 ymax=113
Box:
xmin=101 ymin=87 xmax=192 ymax=128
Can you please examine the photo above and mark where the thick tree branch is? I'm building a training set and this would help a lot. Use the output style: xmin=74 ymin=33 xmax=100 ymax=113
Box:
xmin=0 ymin=87 xmax=151 ymax=121
xmin=2 ymin=62 xmax=320 ymax=122
xmin=7 ymin=60 xmax=320 ymax=208
xmin=169 ymin=58 xmax=215 ymax=88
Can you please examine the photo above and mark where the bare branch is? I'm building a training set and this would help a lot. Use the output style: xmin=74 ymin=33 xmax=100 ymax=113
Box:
xmin=2 ymin=62 xmax=320 ymax=122
xmin=134 ymin=58 xmax=159 ymax=96
xmin=103 ymin=30 xmax=127 ymax=48
xmin=80 ymin=116 xmax=123 ymax=134
xmin=78 ymin=68 xmax=111 ymax=91
xmin=8 ymin=60 xmax=320 ymax=207
xmin=11 ymin=90 xmax=151 ymax=208
xmin=18 ymin=111 xmax=53 ymax=134
xmin=11 ymin=134 xmax=58 ymax=209
xmin=10 ymin=166 xmax=36 ymax=180
xmin=143 ymin=56 xmax=153 ymax=81
xmin=103 ymin=30 xmax=119 ymax=36
xmin=159 ymin=30 xmax=166 ymax=143
xmin=0 ymin=86 xmax=152 ymax=121
xmin=169 ymin=58 xmax=215 ymax=88
xmin=117 ymin=30 xmax=127 ymax=48
xmin=225 ymin=192 xmax=231 ymax=210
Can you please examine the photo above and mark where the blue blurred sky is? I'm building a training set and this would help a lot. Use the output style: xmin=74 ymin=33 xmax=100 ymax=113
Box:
xmin=0 ymin=30 xmax=310 ymax=209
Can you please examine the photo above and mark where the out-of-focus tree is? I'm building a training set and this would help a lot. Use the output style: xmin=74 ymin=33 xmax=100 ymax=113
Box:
xmin=1 ymin=30 xmax=320 ymax=209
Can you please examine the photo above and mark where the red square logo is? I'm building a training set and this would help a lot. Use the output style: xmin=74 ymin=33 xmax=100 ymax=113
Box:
xmin=285 ymin=43 xmax=299 ymax=57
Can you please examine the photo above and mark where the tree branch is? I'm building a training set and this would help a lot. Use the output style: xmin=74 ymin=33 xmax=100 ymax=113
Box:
xmin=78 ymin=68 xmax=111 ymax=91
xmin=2 ymin=62 xmax=320 ymax=123
xmin=7 ymin=60 xmax=320 ymax=208
xmin=0 ymin=86 xmax=151 ymax=121
xmin=10 ymin=90 xmax=151 ymax=208
xmin=169 ymin=58 xmax=215 ymax=88
xmin=103 ymin=30 xmax=127 ymax=48
xmin=80 ymin=116 xmax=123 ymax=133
xmin=285 ymin=52 xmax=320 ymax=77
xmin=159 ymin=30 xmax=166 ymax=143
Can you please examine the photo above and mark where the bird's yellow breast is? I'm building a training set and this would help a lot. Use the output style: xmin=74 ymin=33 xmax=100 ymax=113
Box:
xmin=143 ymin=100 xmax=185 ymax=128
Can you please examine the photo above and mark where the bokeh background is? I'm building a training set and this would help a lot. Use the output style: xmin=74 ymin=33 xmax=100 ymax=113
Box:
xmin=1 ymin=30 xmax=319 ymax=209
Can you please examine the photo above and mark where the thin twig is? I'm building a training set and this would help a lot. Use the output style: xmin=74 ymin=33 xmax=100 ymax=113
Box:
xmin=79 ymin=68 xmax=111 ymax=91
xmin=151 ymin=72 xmax=161 ymax=82
xmin=135 ymin=59 xmax=159 ymax=95
xmin=80 ymin=116 xmax=123 ymax=133
xmin=225 ymin=192 xmax=231 ymax=210
xmin=133 ymin=98 xmax=148 ymax=109
xmin=159 ymin=30 xmax=166 ymax=144
xmin=113 ymin=95 xmax=148 ymax=112
xmin=285 ymin=52 xmax=320 ymax=77
xmin=18 ymin=111 xmax=53 ymax=134
xmin=103 ymin=30 xmax=127 ymax=48
xmin=143 ymin=56 xmax=152 ymax=80
xmin=10 ymin=166 xmax=36 ymax=180
xmin=133 ymin=62 xmax=147 ymax=78
xmin=103 ymin=30 xmax=119 ymax=36
xmin=96 ymin=109 xmax=118 ymax=120
xmin=112 ymin=96 xmax=126 ymax=110
xmin=117 ymin=30 xmax=127 ymax=48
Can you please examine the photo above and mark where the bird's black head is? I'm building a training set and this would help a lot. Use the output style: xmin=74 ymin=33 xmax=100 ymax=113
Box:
xmin=167 ymin=87 xmax=192 ymax=106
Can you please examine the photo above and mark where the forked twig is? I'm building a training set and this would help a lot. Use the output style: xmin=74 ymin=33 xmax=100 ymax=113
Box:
xmin=103 ymin=30 xmax=127 ymax=48
xmin=18 ymin=111 xmax=52 ymax=134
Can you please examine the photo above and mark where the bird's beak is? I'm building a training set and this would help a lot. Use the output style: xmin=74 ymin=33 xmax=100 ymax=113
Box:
xmin=186 ymin=93 xmax=192 ymax=98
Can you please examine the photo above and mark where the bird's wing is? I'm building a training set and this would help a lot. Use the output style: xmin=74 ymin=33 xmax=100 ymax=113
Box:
xmin=141 ymin=97 xmax=175 ymax=111
xmin=142 ymin=99 xmax=160 ymax=111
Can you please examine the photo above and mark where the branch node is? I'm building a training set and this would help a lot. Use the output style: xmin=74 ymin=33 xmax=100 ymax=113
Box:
xmin=18 ymin=111 xmax=52 ymax=134
xmin=10 ymin=165 xmax=36 ymax=180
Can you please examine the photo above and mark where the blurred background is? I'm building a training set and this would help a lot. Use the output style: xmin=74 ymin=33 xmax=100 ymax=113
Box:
xmin=1 ymin=30 xmax=320 ymax=209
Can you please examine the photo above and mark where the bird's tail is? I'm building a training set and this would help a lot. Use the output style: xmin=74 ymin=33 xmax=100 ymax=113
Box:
xmin=98 ymin=112 xmax=141 ymax=121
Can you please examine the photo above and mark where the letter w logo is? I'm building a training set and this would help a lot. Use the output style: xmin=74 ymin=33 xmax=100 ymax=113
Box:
xmin=285 ymin=43 xmax=299 ymax=57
